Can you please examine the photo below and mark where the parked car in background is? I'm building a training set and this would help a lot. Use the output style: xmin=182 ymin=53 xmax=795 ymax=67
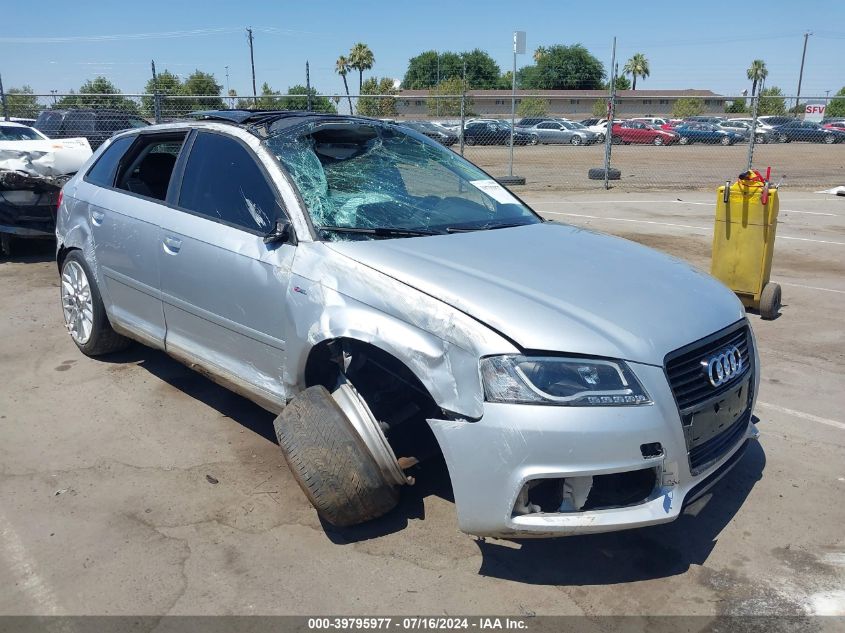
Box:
xmin=631 ymin=118 xmax=679 ymax=132
xmin=55 ymin=109 xmax=760 ymax=537
xmin=611 ymin=120 xmax=679 ymax=145
xmin=579 ymin=117 xmax=618 ymax=137
xmin=717 ymin=119 xmax=778 ymax=143
xmin=0 ymin=121 xmax=92 ymax=255
xmin=517 ymin=117 xmax=569 ymax=128
xmin=34 ymin=109 xmax=149 ymax=149
xmin=674 ymin=122 xmax=744 ymax=145
xmin=463 ymin=120 xmax=536 ymax=146
xmin=772 ymin=120 xmax=845 ymax=144
xmin=822 ymin=119 xmax=845 ymax=133
xmin=399 ymin=120 xmax=458 ymax=146
xmin=685 ymin=116 xmax=728 ymax=125
xmin=517 ymin=120 xmax=600 ymax=145
xmin=757 ymin=116 xmax=796 ymax=129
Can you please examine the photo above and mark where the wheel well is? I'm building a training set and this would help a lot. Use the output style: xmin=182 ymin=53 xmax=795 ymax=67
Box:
xmin=56 ymin=245 xmax=77 ymax=271
xmin=304 ymin=338 xmax=443 ymax=462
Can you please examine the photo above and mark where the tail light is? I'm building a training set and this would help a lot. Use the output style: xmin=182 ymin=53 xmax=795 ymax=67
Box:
xmin=56 ymin=190 xmax=63 ymax=210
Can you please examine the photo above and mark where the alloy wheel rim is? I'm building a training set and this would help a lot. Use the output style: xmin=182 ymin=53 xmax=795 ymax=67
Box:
xmin=61 ymin=261 xmax=94 ymax=345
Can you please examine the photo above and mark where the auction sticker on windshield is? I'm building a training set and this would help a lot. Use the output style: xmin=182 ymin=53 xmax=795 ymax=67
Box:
xmin=470 ymin=179 xmax=520 ymax=205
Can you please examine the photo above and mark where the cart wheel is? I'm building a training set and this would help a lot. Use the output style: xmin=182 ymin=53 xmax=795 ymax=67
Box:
xmin=760 ymin=282 xmax=782 ymax=320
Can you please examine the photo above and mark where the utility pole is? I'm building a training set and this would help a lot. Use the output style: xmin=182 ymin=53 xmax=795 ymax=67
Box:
xmin=246 ymin=27 xmax=257 ymax=105
xmin=436 ymin=52 xmax=440 ymax=116
xmin=151 ymin=59 xmax=162 ymax=123
xmin=0 ymin=73 xmax=8 ymax=121
xmin=306 ymin=61 xmax=312 ymax=112
xmin=795 ymin=31 xmax=811 ymax=113
xmin=602 ymin=37 xmax=617 ymax=190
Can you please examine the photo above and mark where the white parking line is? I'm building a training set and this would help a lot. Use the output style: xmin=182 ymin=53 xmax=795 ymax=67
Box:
xmin=757 ymin=401 xmax=845 ymax=431
xmin=778 ymin=281 xmax=845 ymax=295
xmin=531 ymin=200 xmax=843 ymax=216
xmin=541 ymin=211 xmax=845 ymax=246
xmin=782 ymin=209 xmax=836 ymax=216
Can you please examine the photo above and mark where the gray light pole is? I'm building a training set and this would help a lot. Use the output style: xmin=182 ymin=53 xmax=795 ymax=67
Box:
xmin=505 ymin=31 xmax=526 ymax=184
xmin=795 ymin=31 xmax=811 ymax=113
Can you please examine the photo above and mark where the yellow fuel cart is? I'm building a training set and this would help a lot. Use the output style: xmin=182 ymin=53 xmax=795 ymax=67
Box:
xmin=711 ymin=173 xmax=782 ymax=320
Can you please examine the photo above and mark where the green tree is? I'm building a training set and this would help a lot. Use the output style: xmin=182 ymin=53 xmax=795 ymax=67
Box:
xmin=623 ymin=53 xmax=650 ymax=90
xmin=517 ymin=96 xmax=549 ymax=117
xmin=5 ymin=85 xmax=39 ymax=118
xmin=826 ymin=86 xmax=845 ymax=118
xmin=726 ymin=98 xmax=747 ymax=113
xmin=746 ymin=59 xmax=768 ymax=97
xmin=497 ymin=70 xmax=513 ymax=90
xmin=518 ymin=44 xmax=605 ymax=90
xmin=336 ymin=55 xmax=354 ymax=114
xmin=357 ymin=77 xmax=396 ymax=117
xmin=402 ymin=49 xmax=500 ymax=89
xmin=55 ymin=77 xmax=140 ymax=113
xmin=758 ymin=86 xmax=786 ymax=115
xmin=349 ymin=42 xmax=375 ymax=92
xmin=256 ymin=82 xmax=286 ymax=109
xmin=179 ymin=70 xmax=223 ymax=111
xmin=672 ymin=97 xmax=703 ymax=118
xmin=280 ymin=85 xmax=336 ymax=113
xmin=142 ymin=70 xmax=183 ymax=117
xmin=592 ymin=98 xmax=609 ymax=117
xmin=427 ymin=76 xmax=470 ymax=117
xmin=603 ymin=75 xmax=631 ymax=91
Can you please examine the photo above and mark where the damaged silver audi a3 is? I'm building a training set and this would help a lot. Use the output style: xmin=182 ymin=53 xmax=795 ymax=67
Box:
xmin=55 ymin=110 xmax=760 ymax=537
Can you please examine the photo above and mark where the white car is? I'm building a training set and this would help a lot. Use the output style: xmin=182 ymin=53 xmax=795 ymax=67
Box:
xmin=0 ymin=121 xmax=92 ymax=253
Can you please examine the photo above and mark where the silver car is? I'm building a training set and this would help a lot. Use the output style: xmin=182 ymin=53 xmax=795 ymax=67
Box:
xmin=517 ymin=120 xmax=601 ymax=145
xmin=56 ymin=111 xmax=759 ymax=537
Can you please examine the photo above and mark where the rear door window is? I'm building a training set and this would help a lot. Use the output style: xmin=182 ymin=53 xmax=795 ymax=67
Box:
xmin=84 ymin=135 xmax=136 ymax=187
xmin=177 ymin=132 xmax=282 ymax=233
xmin=114 ymin=133 xmax=188 ymax=201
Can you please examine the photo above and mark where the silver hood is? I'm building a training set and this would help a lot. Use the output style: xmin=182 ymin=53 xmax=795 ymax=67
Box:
xmin=326 ymin=222 xmax=744 ymax=365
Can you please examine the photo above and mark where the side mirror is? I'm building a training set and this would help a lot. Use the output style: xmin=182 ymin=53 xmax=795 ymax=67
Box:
xmin=264 ymin=218 xmax=293 ymax=245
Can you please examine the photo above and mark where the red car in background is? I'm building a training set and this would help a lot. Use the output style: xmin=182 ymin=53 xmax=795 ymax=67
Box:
xmin=823 ymin=119 xmax=845 ymax=132
xmin=611 ymin=120 xmax=680 ymax=145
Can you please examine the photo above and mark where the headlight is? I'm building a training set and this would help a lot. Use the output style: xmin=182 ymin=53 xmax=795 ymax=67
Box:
xmin=480 ymin=355 xmax=651 ymax=406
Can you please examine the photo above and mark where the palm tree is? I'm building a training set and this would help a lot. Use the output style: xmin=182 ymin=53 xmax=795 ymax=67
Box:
xmin=348 ymin=43 xmax=375 ymax=92
xmin=623 ymin=53 xmax=650 ymax=90
xmin=746 ymin=59 xmax=768 ymax=97
xmin=533 ymin=46 xmax=547 ymax=63
xmin=335 ymin=55 xmax=353 ymax=114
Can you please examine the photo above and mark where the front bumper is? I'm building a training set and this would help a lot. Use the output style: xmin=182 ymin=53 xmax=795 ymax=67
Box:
xmin=428 ymin=361 xmax=758 ymax=538
xmin=0 ymin=190 xmax=59 ymax=238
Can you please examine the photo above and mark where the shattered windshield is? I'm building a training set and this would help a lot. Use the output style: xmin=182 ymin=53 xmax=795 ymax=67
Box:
xmin=264 ymin=121 xmax=540 ymax=240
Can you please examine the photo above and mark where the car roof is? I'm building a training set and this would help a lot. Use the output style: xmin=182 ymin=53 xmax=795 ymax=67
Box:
xmin=0 ymin=121 xmax=32 ymax=128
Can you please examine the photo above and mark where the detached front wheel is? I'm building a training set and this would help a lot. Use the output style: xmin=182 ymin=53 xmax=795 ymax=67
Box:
xmin=274 ymin=384 xmax=404 ymax=527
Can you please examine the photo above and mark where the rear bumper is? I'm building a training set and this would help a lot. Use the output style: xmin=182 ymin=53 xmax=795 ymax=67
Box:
xmin=428 ymin=361 xmax=758 ymax=538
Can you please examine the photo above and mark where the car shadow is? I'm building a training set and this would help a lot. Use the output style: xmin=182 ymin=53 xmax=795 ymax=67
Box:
xmin=101 ymin=345 xmax=277 ymax=443
xmin=474 ymin=440 xmax=766 ymax=585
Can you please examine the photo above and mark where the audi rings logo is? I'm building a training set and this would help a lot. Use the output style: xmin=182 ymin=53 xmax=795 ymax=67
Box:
xmin=704 ymin=346 xmax=743 ymax=387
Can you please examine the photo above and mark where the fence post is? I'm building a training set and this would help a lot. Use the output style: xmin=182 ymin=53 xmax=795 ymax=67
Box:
xmin=153 ymin=92 xmax=162 ymax=124
xmin=0 ymin=73 xmax=8 ymax=121
xmin=746 ymin=92 xmax=759 ymax=171
xmin=459 ymin=91 xmax=466 ymax=157
xmin=602 ymin=37 xmax=617 ymax=190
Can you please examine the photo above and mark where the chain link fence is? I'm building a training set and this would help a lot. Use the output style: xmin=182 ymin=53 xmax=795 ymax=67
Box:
xmin=3 ymin=91 xmax=843 ymax=191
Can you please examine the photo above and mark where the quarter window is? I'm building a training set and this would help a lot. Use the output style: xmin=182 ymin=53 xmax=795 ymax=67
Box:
xmin=178 ymin=132 xmax=281 ymax=232
xmin=85 ymin=135 xmax=136 ymax=187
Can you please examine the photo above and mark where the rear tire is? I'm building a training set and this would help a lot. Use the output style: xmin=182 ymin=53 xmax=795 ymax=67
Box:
xmin=588 ymin=167 xmax=621 ymax=180
xmin=652 ymin=136 xmax=665 ymax=146
xmin=679 ymin=136 xmax=690 ymax=145
xmin=464 ymin=136 xmax=476 ymax=146
xmin=611 ymin=135 xmax=622 ymax=145
xmin=759 ymin=283 xmax=782 ymax=320
xmin=60 ymin=251 xmax=131 ymax=357
xmin=823 ymin=134 xmax=836 ymax=144
xmin=570 ymin=135 xmax=583 ymax=146
xmin=720 ymin=135 xmax=732 ymax=146
xmin=274 ymin=385 xmax=400 ymax=527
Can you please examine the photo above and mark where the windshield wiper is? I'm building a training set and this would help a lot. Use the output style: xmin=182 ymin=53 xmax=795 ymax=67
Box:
xmin=445 ymin=221 xmax=534 ymax=233
xmin=318 ymin=225 xmax=444 ymax=238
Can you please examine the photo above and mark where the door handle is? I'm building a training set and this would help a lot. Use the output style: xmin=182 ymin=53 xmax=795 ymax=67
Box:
xmin=162 ymin=236 xmax=182 ymax=254
xmin=90 ymin=210 xmax=105 ymax=226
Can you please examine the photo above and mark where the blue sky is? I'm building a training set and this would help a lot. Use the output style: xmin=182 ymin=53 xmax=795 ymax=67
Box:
xmin=2 ymin=0 xmax=843 ymax=98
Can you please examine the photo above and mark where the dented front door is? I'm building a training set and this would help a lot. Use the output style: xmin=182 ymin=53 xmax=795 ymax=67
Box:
xmin=158 ymin=131 xmax=294 ymax=409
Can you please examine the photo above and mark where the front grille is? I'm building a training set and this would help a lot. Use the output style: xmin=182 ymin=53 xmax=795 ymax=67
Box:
xmin=688 ymin=409 xmax=750 ymax=472
xmin=665 ymin=322 xmax=752 ymax=412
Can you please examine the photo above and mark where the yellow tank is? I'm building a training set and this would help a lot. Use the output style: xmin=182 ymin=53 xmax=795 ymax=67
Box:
xmin=711 ymin=178 xmax=781 ymax=319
